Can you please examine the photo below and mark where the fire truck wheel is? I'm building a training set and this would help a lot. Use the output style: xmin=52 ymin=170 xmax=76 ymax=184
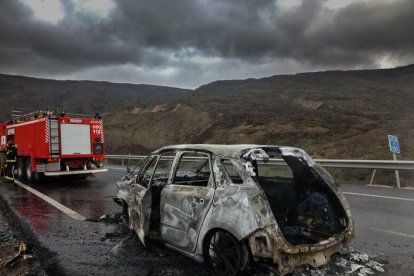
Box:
xmin=17 ymin=158 xmax=26 ymax=180
xmin=26 ymin=158 xmax=34 ymax=182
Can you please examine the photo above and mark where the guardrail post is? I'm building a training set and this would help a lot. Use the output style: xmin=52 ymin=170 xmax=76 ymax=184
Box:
xmin=128 ymin=153 xmax=131 ymax=168
xmin=369 ymin=169 xmax=376 ymax=185
xmin=121 ymin=159 xmax=124 ymax=166
xmin=393 ymin=153 xmax=401 ymax=188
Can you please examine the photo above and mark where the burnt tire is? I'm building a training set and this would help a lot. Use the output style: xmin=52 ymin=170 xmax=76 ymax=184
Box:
xmin=16 ymin=158 xmax=26 ymax=180
xmin=203 ymin=230 xmax=248 ymax=276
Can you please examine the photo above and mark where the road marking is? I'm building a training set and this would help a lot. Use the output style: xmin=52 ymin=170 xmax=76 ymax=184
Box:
xmin=107 ymin=166 xmax=127 ymax=171
xmin=343 ymin=192 xmax=414 ymax=202
xmin=13 ymin=179 xmax=86 ymax=221
xmin=363 ymin=226 xmax=414 ymax=239
xmin=367 ymin=184 xmax=393 ymax=188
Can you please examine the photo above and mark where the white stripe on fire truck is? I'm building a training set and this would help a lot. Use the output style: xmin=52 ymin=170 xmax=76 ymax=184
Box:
xmin=13 ymin=179 xmax=86 ymax=221
xmin=100 ymin=122 xmax=104 ymax=142
xmin=6 ymin=118 xmax=46 ymax=128
xmin=45 ymin=118 xmax=49 ymax=143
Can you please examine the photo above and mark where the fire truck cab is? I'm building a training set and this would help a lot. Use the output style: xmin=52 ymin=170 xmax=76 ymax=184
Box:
xmin=0 ymin=111 xmax=107 ymax=181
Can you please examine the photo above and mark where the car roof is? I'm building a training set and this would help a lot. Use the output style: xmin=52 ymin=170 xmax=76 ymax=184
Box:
xmin=154 ymin=144 xmax=300 ymax=158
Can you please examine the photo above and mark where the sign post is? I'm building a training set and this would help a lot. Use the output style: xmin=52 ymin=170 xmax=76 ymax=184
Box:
xmin=388 ymin=135 xmax=401 ymax=188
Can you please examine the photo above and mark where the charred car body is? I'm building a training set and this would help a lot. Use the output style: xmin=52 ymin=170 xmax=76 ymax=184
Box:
xmin=115 ymin=144 xmax=354 ymax=275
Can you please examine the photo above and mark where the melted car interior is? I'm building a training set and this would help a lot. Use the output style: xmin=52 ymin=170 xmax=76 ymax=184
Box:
xmin=254 ymin=149 xmax=349 ymax=246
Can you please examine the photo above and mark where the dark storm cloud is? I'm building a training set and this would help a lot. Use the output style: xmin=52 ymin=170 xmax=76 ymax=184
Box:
xmin=290 ymin=0 xmax=414 ymax=66
xmin=101 ymin=0 xmax=279 ymax=59
xmin=0 ymin=0 xmax=142 ymax=74
xmin=0 ymin=0 xmax=413 ymax=85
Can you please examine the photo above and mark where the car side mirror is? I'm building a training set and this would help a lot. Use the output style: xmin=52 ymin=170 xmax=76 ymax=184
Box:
xmin=126 ymin=166 xmax=131 ymax=173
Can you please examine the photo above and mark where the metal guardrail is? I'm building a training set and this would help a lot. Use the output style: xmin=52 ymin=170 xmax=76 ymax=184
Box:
xmin=106 ymin=155 xmax=146 ymax=161
xmin=106 ymin=155 xmax=414 ymax=170
xmin=316 ymin=159 xmax=414 ymax=170
xmin=106 ymin=154 xmax=414 ymax=188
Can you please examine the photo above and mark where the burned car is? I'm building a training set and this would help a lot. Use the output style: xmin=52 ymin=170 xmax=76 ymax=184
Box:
xmin=115 ymin=144 xmax=354 ymax=275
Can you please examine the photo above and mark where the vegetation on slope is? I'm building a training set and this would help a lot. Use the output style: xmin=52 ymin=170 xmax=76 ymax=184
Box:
xmin=1 ymin=65 xmax=414 ymax=185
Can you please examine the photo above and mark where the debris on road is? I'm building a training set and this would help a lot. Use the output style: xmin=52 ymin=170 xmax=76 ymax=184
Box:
xmin=0 ymin=209 xmax=46 ymax=276
xmin=365 ymin=260 xmax=385 ymax=273
xmin=101 ymin=231 xmax=124 ymax=242
xmin=86 ymin=212 xmax=127 ymax=224
xmin=289 ymin=248 xmax=386 ymax=276
xmin=2 ymin=241 xmax=33 ymax=267
xmin=351 ymin=252 xmax=370 ymax=263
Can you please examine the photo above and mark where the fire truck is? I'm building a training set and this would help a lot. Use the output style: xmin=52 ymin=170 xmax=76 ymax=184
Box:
xmin=0 ymin=111 xmax=107 ymax=181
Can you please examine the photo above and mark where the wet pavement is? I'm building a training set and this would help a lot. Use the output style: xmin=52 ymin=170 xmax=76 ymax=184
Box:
xmin=0 ymin=167 xmax=413 ymax=275
xmin=341 ymin=184 xmax=414 ymax=275
xmin=0 ymin=170 xmax=210 ymax=275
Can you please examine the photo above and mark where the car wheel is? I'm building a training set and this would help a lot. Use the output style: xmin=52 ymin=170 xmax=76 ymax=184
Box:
xmin=204 ymin=230 xmax=248 ymax=276
xmin=17 ymin=158 xmax=26 ymax=180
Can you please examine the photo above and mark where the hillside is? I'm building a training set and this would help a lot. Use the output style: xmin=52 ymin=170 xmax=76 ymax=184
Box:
xmin=104 ymin=65 xmax=414 ymax=163
xmin=1 ymin=66 xmax=413 ymax=163
xmin=0 ymin=74 xmax=191 ymax=120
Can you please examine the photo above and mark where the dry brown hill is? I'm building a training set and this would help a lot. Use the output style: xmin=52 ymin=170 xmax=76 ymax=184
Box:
xmin=0 ymin=74 xmax=191 ymax=120
xmin=1 ymin=65 xmax=413 ymax=162
xmin=105 ymin=65 xmax=414 ymax=163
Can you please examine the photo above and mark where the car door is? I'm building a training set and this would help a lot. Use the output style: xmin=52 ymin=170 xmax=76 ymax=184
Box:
xmin=129 ymin=154 xmax=159 ymax=246
xmin=160 ymin=151 xmax=215 ymax=252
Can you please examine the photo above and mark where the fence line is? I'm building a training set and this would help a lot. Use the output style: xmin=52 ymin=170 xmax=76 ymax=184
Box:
xmin=105 ymin=154 xmax=414 ymax=188
xmin=106 ymin=154 xmax=414 ymax=170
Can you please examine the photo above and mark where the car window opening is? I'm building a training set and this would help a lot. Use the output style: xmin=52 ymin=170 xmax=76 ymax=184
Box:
xmin=249 ymin=149 xmax=349 ymax=246
xmin=221 ymin=159 xmax=244 ymax=184
xmin=173 ymin=152 xmax=211 ymax=187
xmin=147 ymin=152 xmax=175 ymax=239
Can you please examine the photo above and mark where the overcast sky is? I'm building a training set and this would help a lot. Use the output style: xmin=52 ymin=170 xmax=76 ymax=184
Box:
xmin=0 ymin=0 xmax=413 ymax=89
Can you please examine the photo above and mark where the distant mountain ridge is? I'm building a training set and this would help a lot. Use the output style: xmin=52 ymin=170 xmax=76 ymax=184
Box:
xmin=0 ymin=74 xmax=191 ymax=121
xmin=1 ymin=65 xmax=413 ymax=164
xmin=103 ymin=64 xmax=414 ymax=163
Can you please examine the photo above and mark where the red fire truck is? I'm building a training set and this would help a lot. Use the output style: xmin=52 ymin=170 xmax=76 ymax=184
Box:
xmin=0 ymin=111 xmax=107 ymax=181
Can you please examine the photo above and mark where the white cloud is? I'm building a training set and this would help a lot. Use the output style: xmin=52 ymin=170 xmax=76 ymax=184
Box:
xmin=20 ymin=0 xmax=64 ymax=23
xmin=72 ymin=0 xmax=114 ymax=17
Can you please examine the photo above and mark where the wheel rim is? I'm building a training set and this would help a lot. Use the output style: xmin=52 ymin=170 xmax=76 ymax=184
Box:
xmin=208 ymin=231 xmax=241 ymax=276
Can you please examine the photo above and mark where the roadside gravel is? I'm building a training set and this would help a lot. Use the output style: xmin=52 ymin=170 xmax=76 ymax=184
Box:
xmin=0 ymin=208 xmax=46 ymax=276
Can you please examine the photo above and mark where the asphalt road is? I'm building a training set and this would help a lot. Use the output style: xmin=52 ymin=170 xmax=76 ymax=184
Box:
xmin=0 ymin=166 xmax=413 ymax=275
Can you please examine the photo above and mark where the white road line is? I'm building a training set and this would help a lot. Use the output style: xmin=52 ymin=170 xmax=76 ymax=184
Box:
xmin=13 ymin=179 xmax=86 ymax=221
xmin=343 ymin=192 xmax=414 ymax=202
xmin=107 ymin=166 xmax=127 ymax=171
xmin=363 ymin=226 xmax=414 ymax=239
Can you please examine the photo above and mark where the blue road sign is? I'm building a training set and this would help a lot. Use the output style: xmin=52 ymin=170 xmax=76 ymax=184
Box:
xmin=388 ymin=135 xmax=400 ymax=154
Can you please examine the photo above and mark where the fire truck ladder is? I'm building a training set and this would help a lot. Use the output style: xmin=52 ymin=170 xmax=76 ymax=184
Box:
xmin=49 ymin=118 xmax=60 ymax=157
